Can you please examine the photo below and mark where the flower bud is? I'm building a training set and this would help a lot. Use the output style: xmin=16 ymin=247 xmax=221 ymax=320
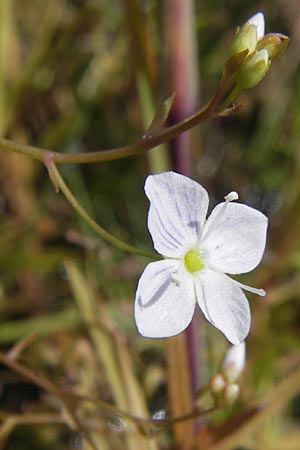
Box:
xmin=222 ymin=342 xmax=246 ymax=383
xmin=229 ymin=12 xmax=265 ymax=57
xmin=235 ymin=49 xmax=270 ymax=89
xmin=257 ymin=33 xmax=289 ymax=62
xmin=224 ymin=384 xmax=240 ymax=405
xmin=246 ymin=12 xmax=265 ymax=41
xmin=209 ymin=373 xmax=226 ymax=396
xmin=230 ymin=24 xmax=258 ymax=56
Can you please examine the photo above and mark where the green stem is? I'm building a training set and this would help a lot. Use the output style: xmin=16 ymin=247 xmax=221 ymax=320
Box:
xmin=0 ymin=138 xmax=47 ymax=161
xmin=221 ymin=84 xmax=241 ymax=109
xmin=0 ymin=98 xmax=221 ymax=164
xmin=48 ymin=161 xmax=158 ymax=259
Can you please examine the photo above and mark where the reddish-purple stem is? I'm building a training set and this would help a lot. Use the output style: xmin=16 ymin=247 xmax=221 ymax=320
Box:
xmin=166 ymin=0 xmax=202 ymax=395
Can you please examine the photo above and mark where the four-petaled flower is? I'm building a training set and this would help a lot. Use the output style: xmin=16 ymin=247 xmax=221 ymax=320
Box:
xmin=134 ymin=171 xmax=268 ymax=344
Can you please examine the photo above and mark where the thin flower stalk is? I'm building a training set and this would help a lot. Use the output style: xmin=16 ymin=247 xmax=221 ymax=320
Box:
xmin=48 ymin=161 xmax=159 ymax=259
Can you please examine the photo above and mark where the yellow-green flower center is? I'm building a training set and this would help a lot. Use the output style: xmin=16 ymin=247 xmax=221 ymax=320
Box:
xmin=184 ymin=248 xmax=204 ymax=273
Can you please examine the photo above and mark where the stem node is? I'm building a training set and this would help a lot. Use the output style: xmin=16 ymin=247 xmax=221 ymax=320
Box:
xmin=44 ymin=154 xmax=60 ymax=193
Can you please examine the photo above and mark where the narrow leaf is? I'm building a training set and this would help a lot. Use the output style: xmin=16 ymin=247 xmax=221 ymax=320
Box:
xmin=143 ymin=93 xmax=175 ymax=137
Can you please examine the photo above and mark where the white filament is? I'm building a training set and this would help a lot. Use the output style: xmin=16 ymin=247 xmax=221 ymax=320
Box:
xmin=228 ymin=276 xmax=266 ymax=296
xmin=210 ymin=265 xmax=266 ymax=297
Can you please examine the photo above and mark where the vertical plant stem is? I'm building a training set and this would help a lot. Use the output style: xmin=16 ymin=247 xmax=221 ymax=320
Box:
xmin=165 ymin=0 xmax=201 ymax=446
xmin=165 ymin=0 xmax=200 ymax=174
xmin=137 ymin=72 xmax=170 ymax=172
xmin=166 ymin=335 xmax=195 ymax=449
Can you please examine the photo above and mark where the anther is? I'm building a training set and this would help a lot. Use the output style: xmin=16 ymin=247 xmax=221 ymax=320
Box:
xmin=224 ymin=191 xmax=239 ymax=202
xmin=257 ymin=288 xmax=266 ymax=296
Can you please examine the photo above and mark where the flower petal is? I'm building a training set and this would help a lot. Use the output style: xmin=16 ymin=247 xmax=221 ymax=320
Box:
xmin=247 ymin=12 xmax=265 ymax=40
xmin=134 ymin=259 xmax=196 ymax=338
xmin=195 ymin=269 xmax=251 ymax=345
xmin=201 ymin=201 xmax=268 ymax=274
xmin=145 ymin=171 xmax=209 ymax=258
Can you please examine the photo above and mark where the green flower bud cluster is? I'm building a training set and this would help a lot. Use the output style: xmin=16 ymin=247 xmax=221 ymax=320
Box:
xmin=226 ymin=12 xmax=289 ymax=91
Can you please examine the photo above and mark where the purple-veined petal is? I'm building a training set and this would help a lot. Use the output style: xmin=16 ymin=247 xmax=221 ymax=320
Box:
xmin=195 ymin=269 xmax=251 ymax=345
xmin=134 ymin=259 xmax=196 ymax=338
xmin=145 ymin=171 xmax=209 ymax=258
xmin=247 ymin=12 xmax=265 ymax=40
xmin=201 ymin=201 xmax=268 ymax=274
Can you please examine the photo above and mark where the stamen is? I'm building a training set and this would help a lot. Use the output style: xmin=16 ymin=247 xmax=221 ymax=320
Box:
xmin=201 ymin=190 xmax=239 ymax=244
xmin=224 ymin=191 xmax=239 ymax=202
xmin=209 ymin=265 xmax=266 ymax=297
xmin=228 ymin=277 xmax=266 ymax=296
xmin=202 ymin=192 xmax=239 ymax=243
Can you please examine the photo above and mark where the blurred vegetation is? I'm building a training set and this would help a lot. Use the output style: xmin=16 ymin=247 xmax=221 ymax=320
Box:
xmin=0 ymin=0 xmax=300 ymax=449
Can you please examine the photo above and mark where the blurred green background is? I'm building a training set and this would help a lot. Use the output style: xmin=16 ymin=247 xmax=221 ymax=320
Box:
xmin=0 ymin=0 xmax=300 ymax=449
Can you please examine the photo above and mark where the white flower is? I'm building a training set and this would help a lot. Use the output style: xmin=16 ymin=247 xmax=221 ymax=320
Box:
xmin=134 ymin=171 xmax=268 ymax=344
xmin=222 ymin=342 xmax=246 ymax=382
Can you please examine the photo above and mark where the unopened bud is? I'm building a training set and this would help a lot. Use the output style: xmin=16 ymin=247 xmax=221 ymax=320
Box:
xmin=230 ymin=12 xmax=265 ymax=57
xmin=235 ymin=49 xmax=270 ymax=89
xmin=246 ymin=12 xmax=265 ymax=40
xmin=222 ymin=342 xmax=246 ymax=383
xmin=257 ymin=33 xmax=289 ymax=62
xmin=230 ymin=24 xmax=258 ymax=56
xmin=210 ymin=374 xmax=226 ymax=395
xmin=224 ymin=384 xmax=240 ymax=405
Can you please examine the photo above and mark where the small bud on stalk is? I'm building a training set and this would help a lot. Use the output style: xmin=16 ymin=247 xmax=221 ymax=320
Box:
xmin=210 ymin=374 xmax=227 ymax=396
xmin=235 ymin=49 xmax=270 ymax=89
xmin=230 ymin=24 xmax=258 ymax=56
xmin=257 ymin=33 xmax=289 ymax=62
xmin=224 ymin=384 xmax=240 ymax=406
